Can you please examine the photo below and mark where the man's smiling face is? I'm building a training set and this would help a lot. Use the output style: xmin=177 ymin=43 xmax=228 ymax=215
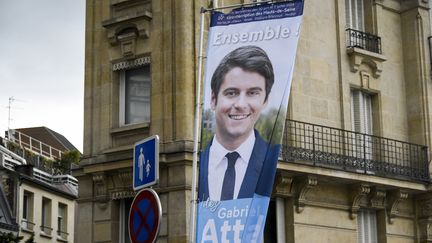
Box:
xmin=211 ymin=67 xmax=267 ymax=148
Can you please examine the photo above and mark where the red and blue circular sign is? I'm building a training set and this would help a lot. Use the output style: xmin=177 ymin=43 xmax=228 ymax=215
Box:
xmin=128 ymin=188 xmax=162 ymax=243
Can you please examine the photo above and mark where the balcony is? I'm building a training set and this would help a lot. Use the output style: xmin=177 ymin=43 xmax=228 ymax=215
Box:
xmin=40 ymin=225 xmax=53 ymax=237
xmin=57 ymin=230 xmax=69 ymax=241
xmin=346 ymin=28 xmax=382 ymax=54
xmin=6 ymin=129 xmax=63 ymax=160
xmin=21 ymin=219 xmax=35 ymax=232
xmin=281 ymin=119 xmax=430 ymax=183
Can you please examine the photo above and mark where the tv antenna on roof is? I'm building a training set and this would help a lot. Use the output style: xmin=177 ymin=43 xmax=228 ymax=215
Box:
xmin=6 ymin=96 xmax=25 ymax=132
xmin=7 ymin=97 xmax=15 ymax=131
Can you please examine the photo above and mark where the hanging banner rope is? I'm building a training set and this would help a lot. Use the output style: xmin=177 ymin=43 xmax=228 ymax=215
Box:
xmin=196 ymin=0 xmax=304 ymax=242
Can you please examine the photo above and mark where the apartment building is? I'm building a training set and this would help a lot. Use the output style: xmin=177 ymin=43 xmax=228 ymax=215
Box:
xmin=0 ymin=129 xmax=78 ymax=242
xmin=76 ymin=0 xmax=432 ymax=242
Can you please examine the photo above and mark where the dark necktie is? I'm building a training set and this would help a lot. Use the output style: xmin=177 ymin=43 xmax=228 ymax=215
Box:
xmin=221 ymin=152 xmax=240 ymax=200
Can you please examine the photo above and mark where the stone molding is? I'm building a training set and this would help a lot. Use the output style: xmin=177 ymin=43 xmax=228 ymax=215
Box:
xmin=347 ymin=47 xmax=387 ymax=78
xmin=419 ymin=197 xmax=432 ymax=218
xmin=117 ymin=169 xmax=133 ymax=187
xmin=102 ymin=11 xmax=152 ymax=45
xmin=387 ymin=190 xmax=408 ymax=224
xmin=273 ymin=172 xmax=294 ymax=198
xmin=112 ymin=190 xmax=135 ymax=200
xmin=350 ymin=183 xmax=371 ymax=219
xmin=417 ymin=193 xmax=432 ymax=242
xmin=92 ymin=172 xmax=109 ymax=203
xmin=102 ymin=0 xmax=152 ymax=59
xmin=369 ymin=188 xmax=386 ymax=209
xmin=112 ymin=56 xmax=151 ymax=71
xmin=296 ymin=175 xmax=317 ymax=213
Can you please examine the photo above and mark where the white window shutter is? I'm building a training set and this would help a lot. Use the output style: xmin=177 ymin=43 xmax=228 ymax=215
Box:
xmin=363 ymin=93 xmax=373 ymax=135
xmin=357 ymin=210 xmax=365 ymax=243
xmin=356 ymin=0 xmax=365 ymax=31
xmin=351 ymin=90 xmax=374 ymax=161
xmin=345 ymin=0 xmax=365 ymax=30
xmin=351 ymin=90 xmax=361 ymax=132
xmin=351 ymin=90 xmax=373 ymax=135
xmin=345 ymin=0 xmax=352 ymax=28
xmin=351 ymin=90 xmax=362 ymax=158
xmin=357 ymin=210 xmax=378 ymax=243
xmin=368 ymin=210 xmax=378 ymax=243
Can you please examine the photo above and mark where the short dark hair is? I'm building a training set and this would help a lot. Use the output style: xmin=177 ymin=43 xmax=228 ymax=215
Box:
xmin=211 ymin=45 xmax=274 ymax=102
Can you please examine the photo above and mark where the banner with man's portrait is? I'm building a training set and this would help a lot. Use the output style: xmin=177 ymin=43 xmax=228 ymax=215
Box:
xmin=197 ymin=1 xmax=304 ymax=242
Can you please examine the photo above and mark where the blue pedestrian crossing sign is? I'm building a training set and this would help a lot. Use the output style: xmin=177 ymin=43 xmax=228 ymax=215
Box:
xmin=133 ymin=135 xmax=159 ymax=191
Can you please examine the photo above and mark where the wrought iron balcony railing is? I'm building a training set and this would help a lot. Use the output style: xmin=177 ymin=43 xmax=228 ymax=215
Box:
xmin=281 ymin=119 xmax=430 ymax=183
xmin=40 ymin=225 xmax=53 ymax=236
xmin=21 ymin=219 xmax=35 ymax=231
xmin=57 ymin=230 xmax=69 ymax=240
xmin=346 ymin=28 xmax=382 ymax=54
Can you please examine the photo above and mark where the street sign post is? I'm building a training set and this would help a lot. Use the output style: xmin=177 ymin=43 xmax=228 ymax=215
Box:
xmin=133 ymin=135 xmax=159 ymax=191
xmin=128 ymin=188 xmax=162 ymax=243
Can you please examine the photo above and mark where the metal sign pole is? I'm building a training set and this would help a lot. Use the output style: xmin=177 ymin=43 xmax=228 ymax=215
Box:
xmin=189 ymin=7 xmax=207 ymax=243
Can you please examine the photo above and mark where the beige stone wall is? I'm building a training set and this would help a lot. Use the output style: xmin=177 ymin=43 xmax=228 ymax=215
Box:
xmin=78 ymin=0 xmax=432 ymax=242
xmin=77 ymin=0 xmax=211 ymax=242
xmin=285 ymin=0 xmax=432 ymax=239
xmin=293 ymin=206 xmax=357 ymax=243
xmin=291 ymin=0 xmax=342 ymax=127
xmin=291 ymin=0 xmax=432 ymax=143
xmin=278 ymin=177 xmax=420 ymax=243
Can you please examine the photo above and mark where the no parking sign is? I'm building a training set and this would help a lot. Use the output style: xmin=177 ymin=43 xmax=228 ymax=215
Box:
xmin=128 ymin=188 xmax=162 ymax=243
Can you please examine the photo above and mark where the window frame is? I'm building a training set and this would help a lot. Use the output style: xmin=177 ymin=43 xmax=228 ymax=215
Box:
xmin=119 ymin=65 xmax=151 ymax=126
xmin=351 ymin=89 xmax=376 ymax=171
xmin=351 ymin=89 xmax=373 ymax=135
xmin=41 ymin=197 xmax=52 ymax=236
xmin=263 ymin=198 xmax=285 ymax=243
xmin=22 ymin=191 xmax=34 ymax=231
xmin=57 ymin=203 xmax=68 ymax=239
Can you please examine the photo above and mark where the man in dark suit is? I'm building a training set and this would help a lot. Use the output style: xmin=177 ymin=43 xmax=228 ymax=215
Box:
xmin=198 ymin=45 xmax=279 ymax=202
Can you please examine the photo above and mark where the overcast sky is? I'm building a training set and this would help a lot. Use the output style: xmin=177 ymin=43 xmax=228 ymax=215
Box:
xmin=0 ymin=0 xmax=85 ymax=152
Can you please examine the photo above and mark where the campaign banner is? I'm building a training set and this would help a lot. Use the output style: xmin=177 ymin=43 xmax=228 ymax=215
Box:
xmin=197 ymin=1 xmax=304 ymax=242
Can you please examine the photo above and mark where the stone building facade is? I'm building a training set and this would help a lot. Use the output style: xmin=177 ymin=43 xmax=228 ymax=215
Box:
xmin=76 ymin=0 xmax=432 ymax=242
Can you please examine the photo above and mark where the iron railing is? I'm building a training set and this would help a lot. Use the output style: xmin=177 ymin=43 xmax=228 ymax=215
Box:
xmin=6 ymin=129 xmax=63 ymax=160
xmin=57 ymin=230 xmax=69 ymax=240
xmin=21 ymin=219 xmax=35 ymax=231
xmin=281 ymin=119 xmax=430 ymax=183
xmin=40 ymin=225 xmax=53 ymax=236
xmin=0 ymin=146 xmax=79 ymax=191
xmin=346 ymin=28 xmax=382 ymax=54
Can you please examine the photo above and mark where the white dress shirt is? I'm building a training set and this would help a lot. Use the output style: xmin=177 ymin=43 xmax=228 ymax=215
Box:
xmin=208 ymin=131 xmax=256 ymax=201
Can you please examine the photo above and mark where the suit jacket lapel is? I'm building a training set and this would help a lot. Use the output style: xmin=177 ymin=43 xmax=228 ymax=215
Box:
xmin=238 ymin=131 xmax=268 ymax=198
xmin=198 ymin=140 xmax=211 ymax=202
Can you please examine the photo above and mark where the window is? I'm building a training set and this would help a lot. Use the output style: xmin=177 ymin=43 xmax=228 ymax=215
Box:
xmin=23 ymin=194 xmax=28 ymax=219
xmin=351 ymin=89 xmax=375 ymax=170
xmin=264 ymin=200 xmax=277 ymax=242
xmin=22 ymin=191 xmax=34 ymax=231
xmin=57 ymin=203 xmax=68 ymax=240
xmin=345 ymin=0 xmax=382 ymax=53
xmin=264 ymin=198 xmax=285 ymax=243
xmin=345 ymin=0 xmax=365 ymax=31
xmin=120 ymin=65 xmax=151 ymax=125
xmin=351 ymin=89 xmax=373 ymax=135
xmin=41 ymin=197 xmax=52 ymax=235
xmin=357 ymin=209 xmax=378 ymax=243
xmin=119 ymin=198 xmax=133 ymax=243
